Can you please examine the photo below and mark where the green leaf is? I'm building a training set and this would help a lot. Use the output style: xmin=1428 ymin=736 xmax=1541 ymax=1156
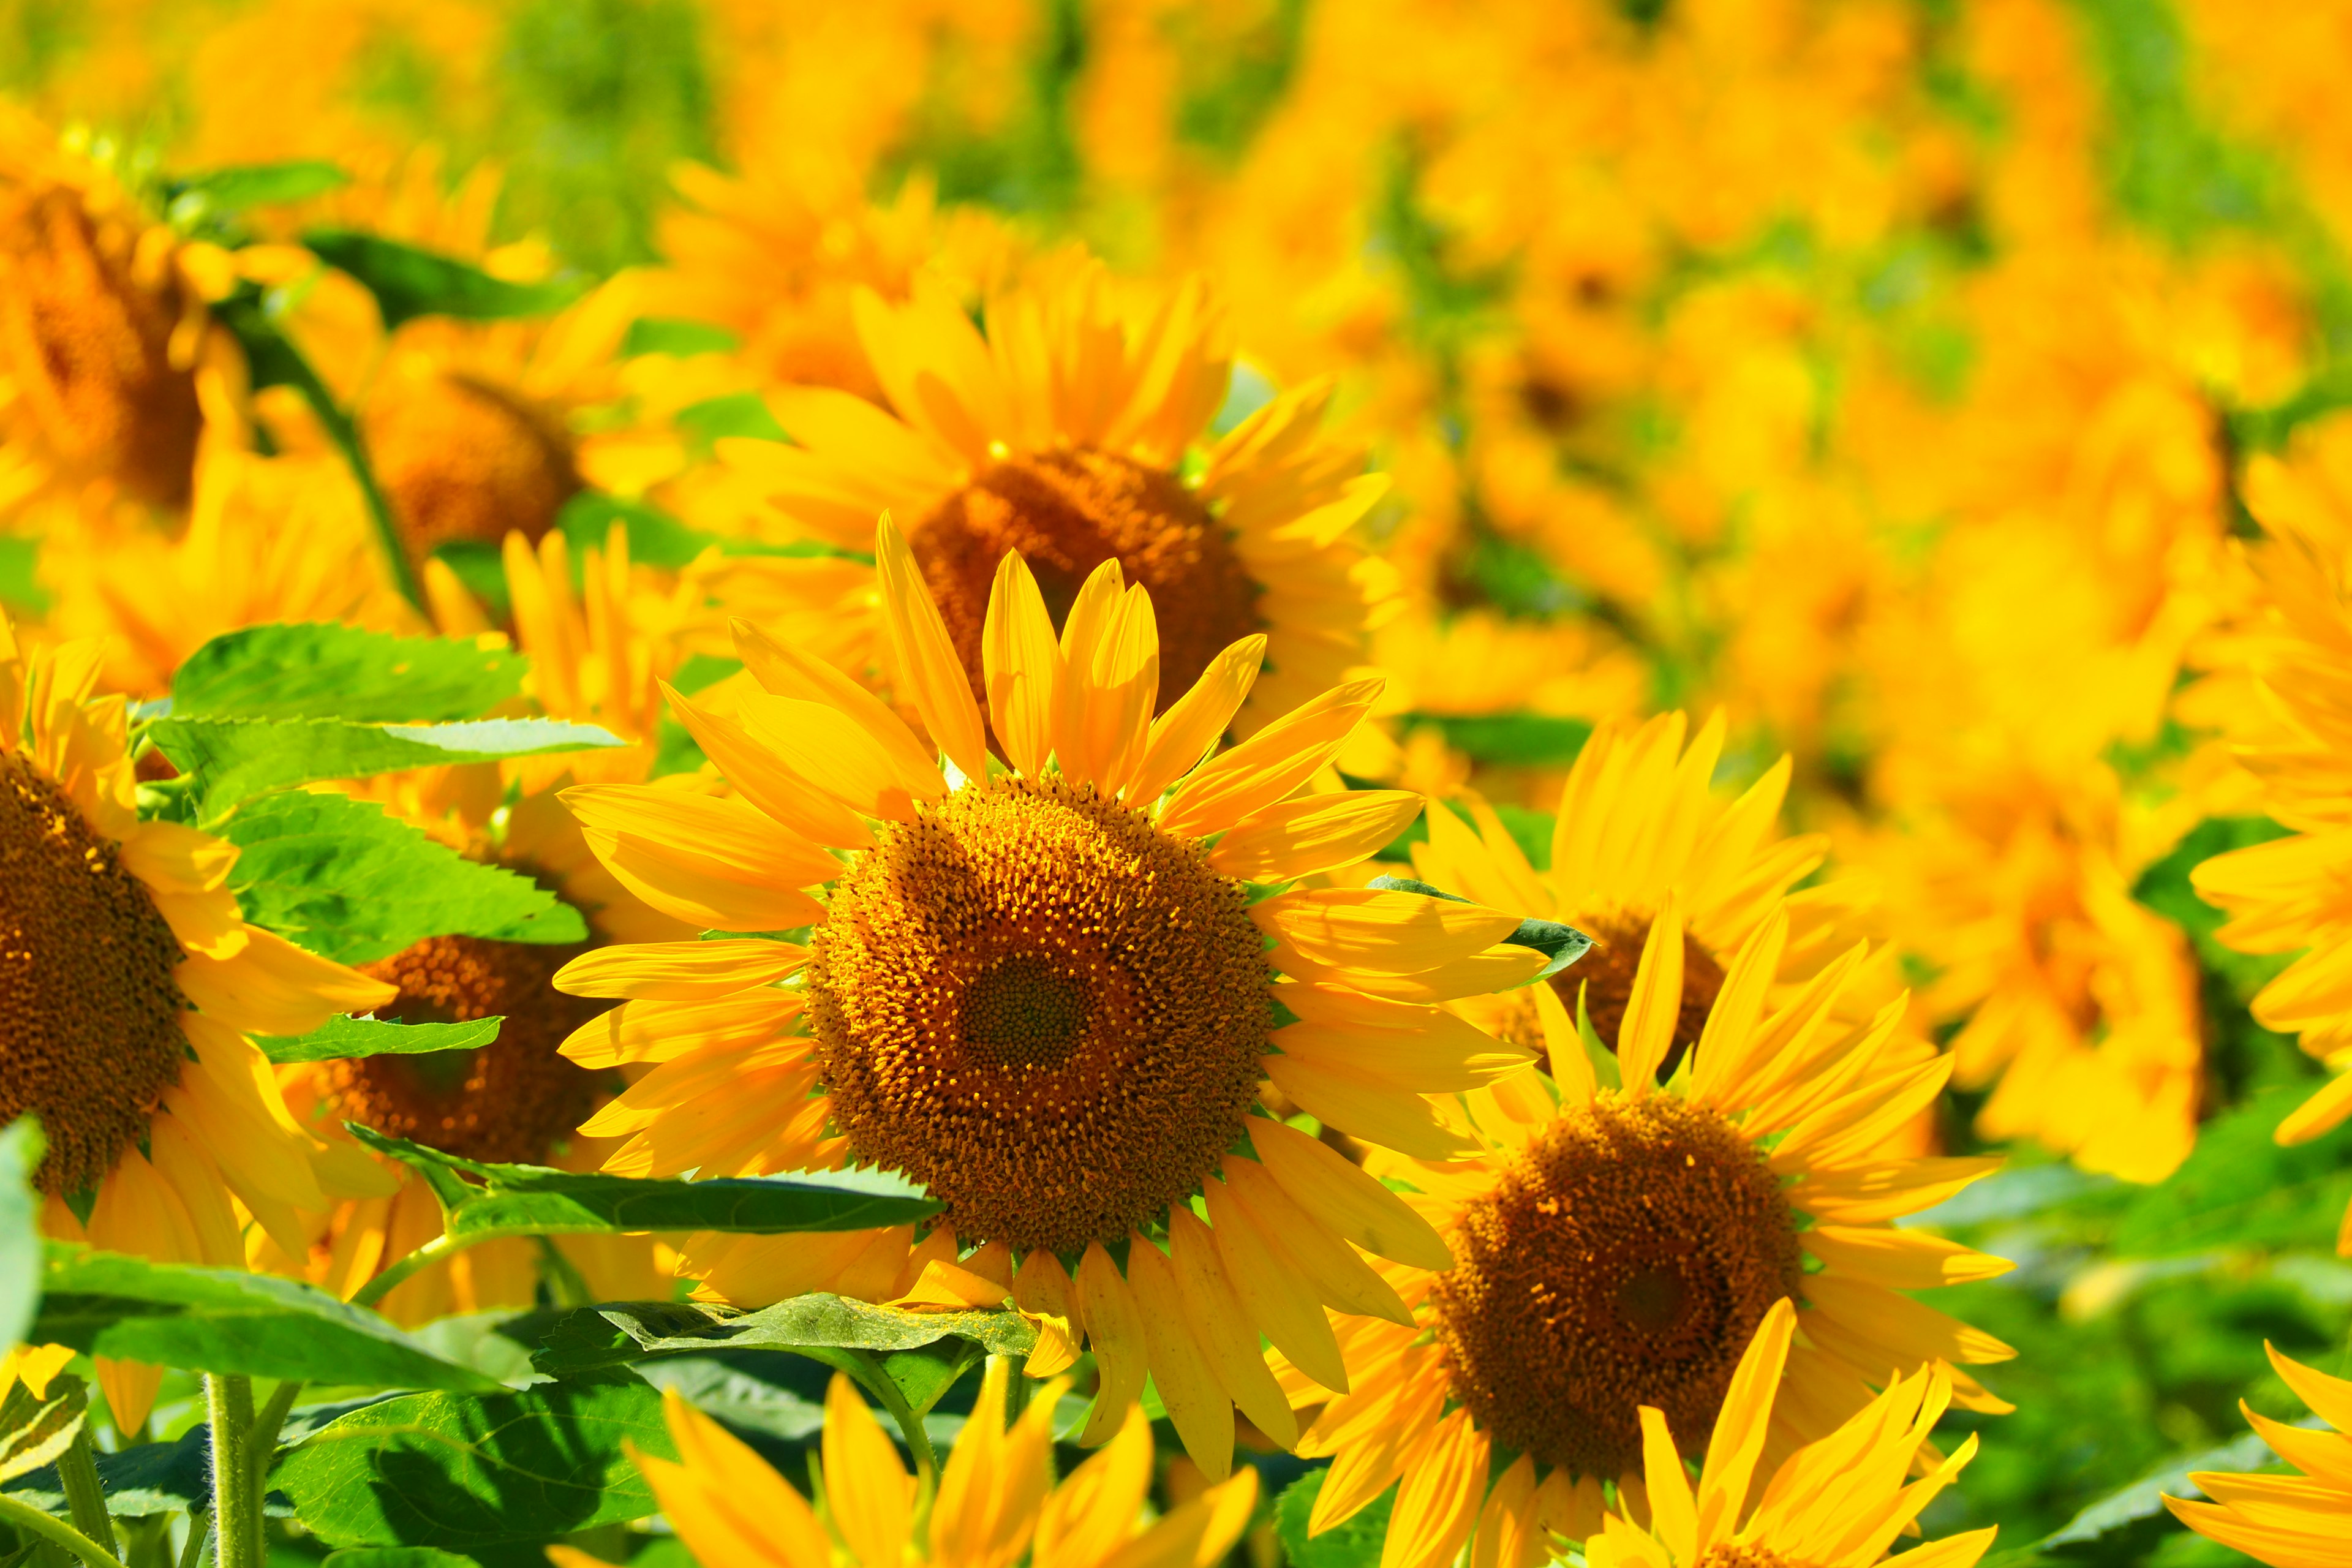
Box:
xmin=172 ymin=624 xmax=526 ymax=724
xmin=164 ymin=161 xmax=350 ymax=225
xmin=274 ymin=1371 xmax=671 ymax=1547
xmin=1400 ymin=711 xmax=1593 ymax=767
xmin=1276 ymin=1470 xmax=1393 ymax=1568
xmin=620 ymin=318 xmax=740 ymax=358
xmin=2110 ymin=1084 xmax=2352 ymax=1257
xmin=347 ymin=1128 xmax=941 ymax=1238
xmin=221 ymin=791 xmax=584 ymax=964
xmin=1364 ymin=875 xmax=1589 ymax=982
xmin=0 ymin=1378 xmax=85 ymax=1486
xmin=0 ymin=535 xmax=47 ymax=614
xmin=303 ymin=230 xmax=582 ymax=332
xmin=533 ymin=1292 xmax=1032 ymax=1374
xmin=428 ymin=542 xmax=511 ymax=622
xmin=29 ymin=1245 xmax=503 ymax=1392
xmin=148 ymin=715 xmax=623 ymax=818
xmin=676 ymin=392 xmax=786 ymax=445
xmin=254 ymin=1014 xmax=503 ymax=1065
xmin=323 ymin=1551 xmax=481 ymax=1568
xmin=557 ymin=492 xmax=720 ymax=571
xmin=2039 ymin=1422 xmax=2307 ymax=1546
xmin=0 ymin=1120 xmax=40 ymax=1352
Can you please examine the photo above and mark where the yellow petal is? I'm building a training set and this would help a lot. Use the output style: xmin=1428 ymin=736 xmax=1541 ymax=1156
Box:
xmin=1200 ymin=1176 xmax=1349 ymax=1393
xmin=1209 ymin=791 xmax=1424 ymax=883
xmin=1124 ymin=1238 xmax=1235 ymax=1479
xmin=1159 ymin=676 xmax=1382 ymax=837
xmin=1804 ymin=1227 xmax=2015 ymax=1290
xmin=177 ymin=926 xmax=396 ymax=1036
xmin=1262 ymin=1057 xmax=1475 ymax=1159
xmin=984 ymin=550 xmax=1062 ymax=777
xmin=1221 ymin=1156 xmax=1414 ymax=1324
xmin=1252 ymin=1117 xmax=1453 ymax=1270
xmin=1378 ymin=1409 xmax=1488 ymax=1568
xmin=875 ymin=513 xmax=990 ymax=783
xmin=641 ymin=1389 xmax=829 ymax=1568
xmin=1694 ymin=1297 xmax=1795 ymax=1546
xmin=1077 ymin=1240 xmax=1148 ymax=1446
xmin=1253 ymin=888 xmax=1520 ymax=976
xmin=1615 ymin=888 xmax=1684 ymax=1096
xmin=553 ymin=940 xmax=804 ymax=1001
xmin=821 ymin=1373 xmax=915 ymax=1568
xmin=1123 ymin=634 xmax=1267 ymax=807
xmin=1052 ymin=559 xmax=1130 ymax=788
xmin=740 ymin=694 xmax=941 ymax=821
xmin=117 ymin=819 xmax=238 ymax=894
xmin=662 ymin=680 xmax=875 ymax=850
xmin=1167 ymin=1208 xmax=1301 ymax=1447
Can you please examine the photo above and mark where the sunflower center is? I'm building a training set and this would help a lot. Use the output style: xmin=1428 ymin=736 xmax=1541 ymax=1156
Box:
xmin=320 ymin=933 xmax=604 ymax=1165
xmin=810 ymin=774 xmax=1270 ymax=1255
xmin=0 ymin=188 xmax=203 ymax=508
xmin=908 ymin=448 xmax=1262 ymax=715
xmin=0 ymin=753 xmax=187 ymax=1196
xmin=362 ymin=372 xmax=581 ymax=567
xmin=1697 ymin=1550 xmax=1809 ymax=1568
xmin=1553 ymin=908 xmax=1727 ymax=1080
xmin=1429 ymin=1092 xmax=1802 ymax=1479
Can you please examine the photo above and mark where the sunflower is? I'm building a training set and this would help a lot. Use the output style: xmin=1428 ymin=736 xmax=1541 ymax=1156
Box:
xmin=1406 ymin=709 xmax=1911 ymax=1085
xmin=0 ymin=611 xmax=398 ymax=1428
xmin=2191 ymin=514 xmax=2352 ymax=1227
xmin=0 ymin=108 xmax=241 ymax=523
xmin=713 ymin=245 xmax=1395 ymax=736
xmin=556 ymin=518 xmax=1547 ymax=1476
xmin=275 ymin=523 xmax=696 ymax=1323
xmin=1281 ymin=896 xmax=2015 ymax=1568
xmin=2163 ymin=1342 xmax=2352 ymax=1568
xmin=591 ymin=1359 xmax=1255 ymax=1568
xmin=1581 ymin=1298 xmax=1997 ymax=1568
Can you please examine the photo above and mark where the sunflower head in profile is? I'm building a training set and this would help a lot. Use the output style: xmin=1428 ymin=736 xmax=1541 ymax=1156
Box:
xmin=556 ymin=517 xmax=1550 ymax=1477
xmin=1281 ymin=894 xmax=2018 ymax=1568
xmin=710 ymin=245 xmax=1396 ymax=738
xmin=277 ymin=521 xmax=698 ymax=1322
xmin=0 ymin=109 xmax=240 ymax=517
xmin=578 ymin=1359 xmax=1254 ymax=1568
xmin=1581 ymin=1299 xmax=1997 ymax=1568
xmin=0 ymin=611 xmax=398 ymax=1427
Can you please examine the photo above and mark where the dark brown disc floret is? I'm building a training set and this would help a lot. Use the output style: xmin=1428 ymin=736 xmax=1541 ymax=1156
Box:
xmin=809 ymin=774 xmax=1270 ymax=1255
xmin=1430 ymin=1091 xmax=1803 ymax=1480
xmin=0 ymin=753 xmax=188 ymax=1196
xmin=908 ymin=448 xmax=1262 ymax=714
xmin=1555 ymin=907 xmax=1727 ymax=1079
xmin=321 ymin=933 xmax=604 ymax=1164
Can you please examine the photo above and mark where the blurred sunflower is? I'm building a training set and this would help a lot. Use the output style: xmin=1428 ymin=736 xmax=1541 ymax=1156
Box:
xmin=2163 ymin=1342 xmax=2352 ymax=1568
xmin=716 ymin=247 xmax=1394 ymax=734
xmin=592 ymin=1360 xmax=1255 ymax=1568
xmin=0 ymin=109 xmax=241 ymax=522
xmin=1 ymin=611 xmax=395 ymax=1427
xmin=274 ymin=524 xmax=695 ymax=1322
xmin=557 ymin=519 xmax=1546 ymax=1475
xmin=1284 ymin=899 xmax=2013 ymax=1568
xmin=1580 ymin=1299 xmax=1996 ymax=1568
xmin=2191 ymin=511 xmax=2352 ymax=1243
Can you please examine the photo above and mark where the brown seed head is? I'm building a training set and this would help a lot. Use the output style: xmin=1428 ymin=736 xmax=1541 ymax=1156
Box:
xmin=908 ymin=448 xmax=1261 ymax=714
xmin=0 ymin=753 xmax=187 ymax=1195
xmin=0 ymin=187 xmax=202 ymax=508
xmin=322 ymin=933 xmax=603 ymax=1164
xmin=1555 ymin=907 xmax=1727 ymax=1079
xmin=1430 ymin=1092 xmax=1801 ymax=1479
xmin=810 ymin=774 xmax=1269 ymax=1254
xmin=363 ymin=372 xmax=581 ymax=566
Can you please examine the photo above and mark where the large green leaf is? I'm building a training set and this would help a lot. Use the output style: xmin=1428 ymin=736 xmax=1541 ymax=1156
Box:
xmin=533 ymin=1293 xmax=1033 ymax=1374
xmin=222 ymin=791 xmax=585 ymax=964
xmin=558 ymin=491 xmax=858 ymax=570
xmin=2109 ymin=1084 xmax=2352 ymax=1257
xmin=1399 ymin=711 xmax=1592 ymax=767
xmin=2039 ymin=1421 xmax=2309 ymax=1547
xmin=274 ymin=1371 xmax=671 ymax=1547
xmin=28 ymin=1245 xmax=502 ymax=1392
xmin=254 ymin=1014 xmax=503 ymax=1065
xmin=172 ymin=624 xmax=526 ymax=724
xmin=0 ymin=1378 xmax=85 ymax=1487
xmin=323 ymin=1551 xmax=481 ymax=1568
xmin=0 ymin=1120 xmax=40 ymax=1352
xmin=150 ymin=715 xmax=623 ymax=820
xmin=347 ymin=1129 xmax=939 ymax=1239
xmin=304 ymin=230 xmax=582 ymax=332
xmin=1276 ymin=1471 xmax=1393 ymax=1568
xmin=164 ymin=161 xmax=350 ymax=225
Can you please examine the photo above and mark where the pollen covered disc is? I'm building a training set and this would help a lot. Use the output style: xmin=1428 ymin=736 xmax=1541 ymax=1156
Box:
xmin=0 ymin=754 xmax=187 ymax=1196
xmin=323 ymin=933 xmax=604 ymax=1164
xmin=363 ymin=371 xmax=582 ymax=566
xmin=1431 ymin=1092 xmax=1801 ymax=1479
xmin=909 ymin=448 xmax=1262 ymax=712
xmin=810 ymin=774 xmax=1270 ymax=1255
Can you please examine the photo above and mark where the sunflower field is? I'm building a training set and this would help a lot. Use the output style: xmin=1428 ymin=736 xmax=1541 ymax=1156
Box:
xmin=8 ymin=1 xmax=2352 ymax=1566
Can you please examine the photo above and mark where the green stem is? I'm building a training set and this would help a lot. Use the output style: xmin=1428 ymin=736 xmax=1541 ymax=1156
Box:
xmin=849 ymin=1355 xmax=937 ymax=1487
xmin=55 ymin=1425 xmax=113 ymax=1551
xmin=350 ymin=1231 xmax=483 ymax=1310
xmin=534 ymin=1238 xmax=594 ymax=1310
xmin=0 ymin=1496 xmax=130 ymax=1568
xmin=247 ymin=1381 xmax=302 ymax=1506
xmin=175 ymin=1518 xmax=208 ymax=1568
xmin=300 ymin=382 xmax=423 ymax=612
xmin=204 ymin=1377 xmax=257 ymax=1568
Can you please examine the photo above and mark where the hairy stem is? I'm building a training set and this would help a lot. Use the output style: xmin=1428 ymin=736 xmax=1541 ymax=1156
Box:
xmin=204 ymin=1377 xmax=257 ymax=1568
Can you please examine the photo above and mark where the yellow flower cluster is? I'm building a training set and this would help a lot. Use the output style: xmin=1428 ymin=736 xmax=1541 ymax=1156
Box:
xmin=5 ymin=2 xmax=2352 ymax=1567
